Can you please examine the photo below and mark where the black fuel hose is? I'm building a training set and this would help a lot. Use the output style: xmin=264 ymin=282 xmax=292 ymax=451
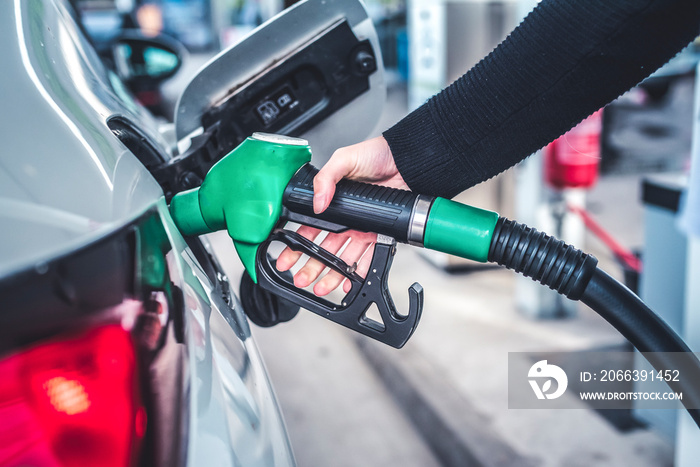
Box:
xmin=489 ymin=217 xmax=700 ymax=427
xmin=581 ymin=269 xmax=700 ymax=426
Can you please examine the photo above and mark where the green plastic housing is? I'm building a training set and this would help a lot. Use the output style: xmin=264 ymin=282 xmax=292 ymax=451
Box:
xmin=423 ymin=198 xmax=499 ymax=263
xmin=169 ymin=135 xmax=312 ymax=282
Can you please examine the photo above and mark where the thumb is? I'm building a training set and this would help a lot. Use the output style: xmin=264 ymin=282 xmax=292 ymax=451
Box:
xmin=313 ymin=151 xmax=354 ymax=214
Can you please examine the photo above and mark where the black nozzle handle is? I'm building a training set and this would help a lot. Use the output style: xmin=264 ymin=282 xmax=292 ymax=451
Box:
xmin=283 ymin=164 xmax=423 ymax=243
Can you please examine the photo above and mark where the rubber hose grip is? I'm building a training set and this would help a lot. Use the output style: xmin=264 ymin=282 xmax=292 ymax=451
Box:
xmin=488 ymin=217 xmax=598 ymax=301
xmin=283 ymin=164 xmax=418 ymax=242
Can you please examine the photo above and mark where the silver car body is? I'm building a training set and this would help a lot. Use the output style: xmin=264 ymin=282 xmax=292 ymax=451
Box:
xmin=0 ymin=0 xmax=295 ymax=465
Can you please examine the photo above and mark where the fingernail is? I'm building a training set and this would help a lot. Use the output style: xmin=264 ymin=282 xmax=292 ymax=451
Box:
xmin=313 ymin=193 xmax=327 ymax=214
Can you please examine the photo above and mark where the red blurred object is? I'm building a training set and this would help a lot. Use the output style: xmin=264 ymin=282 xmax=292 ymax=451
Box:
xmin=0 ymin=325 xmax=146 ymax=467
xmin=545 ymin=110 xmax=603 ymax=189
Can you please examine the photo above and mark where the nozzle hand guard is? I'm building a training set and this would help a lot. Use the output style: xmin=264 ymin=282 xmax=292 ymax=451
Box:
xmin=256 ymin=229 xmax=422 ymax=348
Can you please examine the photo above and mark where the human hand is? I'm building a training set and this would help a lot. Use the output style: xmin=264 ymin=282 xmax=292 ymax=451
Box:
xmin=275 ymin=136 xmax=408 ymax=296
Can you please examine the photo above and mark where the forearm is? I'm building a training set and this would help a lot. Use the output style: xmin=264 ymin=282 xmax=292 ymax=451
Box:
xmin=384 ymin=0 xmax=700 ymax=198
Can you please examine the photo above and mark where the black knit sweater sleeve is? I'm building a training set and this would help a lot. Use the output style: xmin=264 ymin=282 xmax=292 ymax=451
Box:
xmin=383 ymin=0 xmax=700 ymax=198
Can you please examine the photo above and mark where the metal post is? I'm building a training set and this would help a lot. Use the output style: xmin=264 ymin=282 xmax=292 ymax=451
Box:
xmin=674 ymin=60 xmax=700 ymax=467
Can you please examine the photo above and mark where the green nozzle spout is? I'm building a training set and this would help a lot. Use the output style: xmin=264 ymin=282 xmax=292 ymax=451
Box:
xmin=169 ymin=187 xmax=211 ymax=236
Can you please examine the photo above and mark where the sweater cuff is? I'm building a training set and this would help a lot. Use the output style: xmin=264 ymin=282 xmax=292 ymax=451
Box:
xmin=383 ymin=103 xmax=476 ymax=199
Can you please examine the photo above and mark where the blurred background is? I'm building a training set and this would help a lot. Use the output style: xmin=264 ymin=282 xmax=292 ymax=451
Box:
xmin=73 ymin=0 xmax=700 ymax=465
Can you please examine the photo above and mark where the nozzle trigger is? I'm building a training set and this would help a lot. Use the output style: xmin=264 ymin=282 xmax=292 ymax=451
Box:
xmin=255 ymin=230 xmax=423 ymax=348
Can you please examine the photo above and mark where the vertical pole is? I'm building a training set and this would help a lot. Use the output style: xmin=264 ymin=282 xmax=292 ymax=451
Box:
xmin=407 ymin=0 xmax=446 ymax=111
xmin=675 ymin=60 xmax=700 ymax=467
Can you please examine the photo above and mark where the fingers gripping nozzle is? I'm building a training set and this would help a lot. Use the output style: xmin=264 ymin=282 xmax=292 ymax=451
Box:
xmin=255 ymin=230 xmax=423 ymax=348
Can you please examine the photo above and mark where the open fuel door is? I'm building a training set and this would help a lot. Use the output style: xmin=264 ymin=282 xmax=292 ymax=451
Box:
xmin=173 ymin=0 xmax=385 ymax=169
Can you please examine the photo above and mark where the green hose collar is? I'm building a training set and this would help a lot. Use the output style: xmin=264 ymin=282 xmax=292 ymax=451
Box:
xmin=423 ymin=198 xmax=499 ymax=263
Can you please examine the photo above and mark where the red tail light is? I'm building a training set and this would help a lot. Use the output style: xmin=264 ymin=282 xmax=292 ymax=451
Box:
xmin=0 ymin=325 xmax=146 ymax=467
